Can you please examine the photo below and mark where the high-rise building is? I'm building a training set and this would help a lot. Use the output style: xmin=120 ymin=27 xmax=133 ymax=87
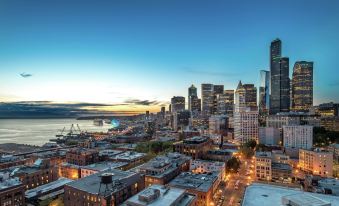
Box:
xmin=259 ymin=70 xmax=270 ymax=115
xmin=213 ymin=85 xmax=224 ymax=114
xmin=235 ymin=81 xmax=246 ymax=112
xmin=201 ymin=84 xmax=214 ymax=115
xmin=283 ymin=125 xmax=313 ymax=149
xmin=291 ymin=61 xmax=313 ymax=112
xmin=234 ymin=81 xmax=258 ymax=144
xmin=172 ymin=110 xmax=191 ymax=131
xmin=243 ymin=84 xmax=257 ymax=108
xmin=171 ymin=96 xmax=185 ymax=113
xmin=217 ymin=90 xmax=234 ymax=116
xmin=234 ymin=107 xmax=259 ymax=144
xmin=161 ymin=106 xmax=165 ymax=114
xmin=270 ymin=39 xmax=290 ymax=114
xmin=235 ymin=81 xmax=257 ymax=111
xmin=188 ymin=84 xmax=198 ymax=111
xmin=208 ymin=115 xmax=228 ymax=136
xmin=190 ymin=95 xmax=201 ymax=113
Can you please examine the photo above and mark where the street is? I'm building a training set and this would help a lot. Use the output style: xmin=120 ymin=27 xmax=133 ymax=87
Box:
xmin=214 ymin=156 xmax=255 ymax=206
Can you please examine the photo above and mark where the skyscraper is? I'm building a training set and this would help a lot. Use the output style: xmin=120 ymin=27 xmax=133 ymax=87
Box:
xmin=217 ymin=90 xmax=234 ymax=116
xmin=259 ymin=70 xmax=270 ymax=115
xmin=270 ymin=39 xmax=290 ymax=114
xmin=201 ymin=84 xmax=214 ymax=115
xmin=291 ymin=61 xmax=313 ymax=112
xmin=234 ymin=81 xmax=258 ymax=144
xmin=235 ymin=81 xmax=246 ymax=112
xmin=235 ymin=81 xmax=257 ymax=111
xmin=213 ymin=85 xmax=224 ymax=114
xmin=190 ymin=96 xmax=201 ymax=113
xmin=188 ymin=84 xmax=198 ymax=111
xmin=171 ymin=96 xmax=185 ymax=113
xmin=243 ymin=84 xmax=257 ymax=108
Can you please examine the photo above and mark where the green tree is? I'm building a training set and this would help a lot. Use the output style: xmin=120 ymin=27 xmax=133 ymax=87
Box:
xmin=245 ymin=140 xmax=257 ymax=149
xmin=226 ymin=157 xmax=241 ymax=173
xmin=239 ymin=146 xmax=254 ymax=158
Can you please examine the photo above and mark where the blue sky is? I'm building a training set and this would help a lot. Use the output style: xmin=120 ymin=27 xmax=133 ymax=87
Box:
xmin=0 ymin=0 xmax=339 ymax=112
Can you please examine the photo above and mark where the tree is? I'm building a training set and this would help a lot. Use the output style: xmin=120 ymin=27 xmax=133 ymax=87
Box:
xmin=239 ymin=146 xmax=254 ymax=158
xmin=313 ymin=127 xmax=339 ymax=146
xmin=245 ymin=140 xmax=257 ymax=149
xmin=135 ymin=141 xmax=173 ymax=154
xmin=226 ymin=157 xmax=241 ymax=173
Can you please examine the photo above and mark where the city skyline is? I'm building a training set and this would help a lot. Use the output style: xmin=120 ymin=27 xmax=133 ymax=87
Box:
xmin=1 ymin=0 xmax=339 ymax=115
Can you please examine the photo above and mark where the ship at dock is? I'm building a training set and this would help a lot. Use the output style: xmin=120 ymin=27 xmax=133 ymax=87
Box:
xmin=50 ymin=124 xmax=89 ymax=144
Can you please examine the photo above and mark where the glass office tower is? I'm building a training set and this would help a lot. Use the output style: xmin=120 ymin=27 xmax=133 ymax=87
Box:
xmin=270 ymin=39 xmax=290 ymax=114
xmin=292 ymin=61 xmax=313 ymax=112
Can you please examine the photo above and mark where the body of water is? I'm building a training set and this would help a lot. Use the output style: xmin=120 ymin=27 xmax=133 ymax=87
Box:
xmin=0 ymin=119 xmax=113 ymax=146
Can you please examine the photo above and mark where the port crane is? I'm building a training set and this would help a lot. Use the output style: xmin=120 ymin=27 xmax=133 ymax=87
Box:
xmin=56 ymin=124 xmax=82 ymax=137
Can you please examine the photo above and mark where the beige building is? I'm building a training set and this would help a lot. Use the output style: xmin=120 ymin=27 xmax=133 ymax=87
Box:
xmin=299 ymin=148 xmax=333 ymax=177
xmin=254 ymin=152 xmax=272 ymax=181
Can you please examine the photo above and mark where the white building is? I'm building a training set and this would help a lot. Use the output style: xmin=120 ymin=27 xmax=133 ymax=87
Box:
xmin=259 ymin=127 xmax=280 ymax=146
xmin=283 ymin=125 xmax=313 ymax=149
xmin=299 ymin=148 xmax=333 ymax=178
xmin=266 ymin=115 xmax=300 ymax=129
xmin=234 ymin=107 xmax=258 ymax=144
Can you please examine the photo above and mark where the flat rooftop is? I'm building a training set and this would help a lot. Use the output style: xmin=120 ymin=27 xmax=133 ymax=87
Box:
xmin=182 ymin=136 xmax=209 ymax=144
xmin=318 ymin=178 xmax=339 ymax=186
xmin=168 ymin=172 xmax=218 ymax=193
xmin=112 ymin=151 xmax=146 ymax=161
xmin=0 ymin=176 xmax=22 ymax=190
xmin=66 ymin=169 xmax=141 ymax=195
xmin=25 ymin=177 xmax=73 ymax=199
xmin=99 ymin=149 xmax=124 ymax=157
xmin=137 ymin=153 xmax=191 ymax=178
xmin=208 ymin=149 xmax=238 ymax=155
xmin=272 ymin=163 xmax=292 ymax=171
xmin=242 ymin=183 xmax=339 ymax=206
xmin=255 ymin=151 xmax=272 ymax=158
xmin=81 ymin=161 xmax=128 ymax=171
xmin=123 ymin=184 xmax=196 ymax=206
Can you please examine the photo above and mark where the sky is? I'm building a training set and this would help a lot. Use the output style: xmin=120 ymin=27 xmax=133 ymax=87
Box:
xmin=0 ymin=0 xmax=339 ymax=114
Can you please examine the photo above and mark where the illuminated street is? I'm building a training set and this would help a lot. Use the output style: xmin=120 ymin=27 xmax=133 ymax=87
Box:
xmin=214 ymin=156 xmax=255 ymax=206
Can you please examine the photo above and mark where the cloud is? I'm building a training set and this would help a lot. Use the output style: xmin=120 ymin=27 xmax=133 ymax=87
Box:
xmin=0 ymin=101 xmax=141 ymax=118
xmin=20 ymin=73 xmax=33 ymax=78
xmin=183 ymin=67 xmax=239 ymax=77
xmin=124 ymin=99 xmax=162 ymax=106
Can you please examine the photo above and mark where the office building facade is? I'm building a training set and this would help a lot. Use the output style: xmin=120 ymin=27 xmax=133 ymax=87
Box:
xmin=259 ymin=70 xmax=270 ymax=115
xmin=188 ymin=85 xmax=198 ymax=111
xmin=291 ymin=61 xmax=313 ymax=112
xmin=171 ymin=96 xmax=185 ymax=113
xmin=270 ymin=39 xmax=290 ymax=114
xmin=201 ymin=84 xmax=214 ymax=115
